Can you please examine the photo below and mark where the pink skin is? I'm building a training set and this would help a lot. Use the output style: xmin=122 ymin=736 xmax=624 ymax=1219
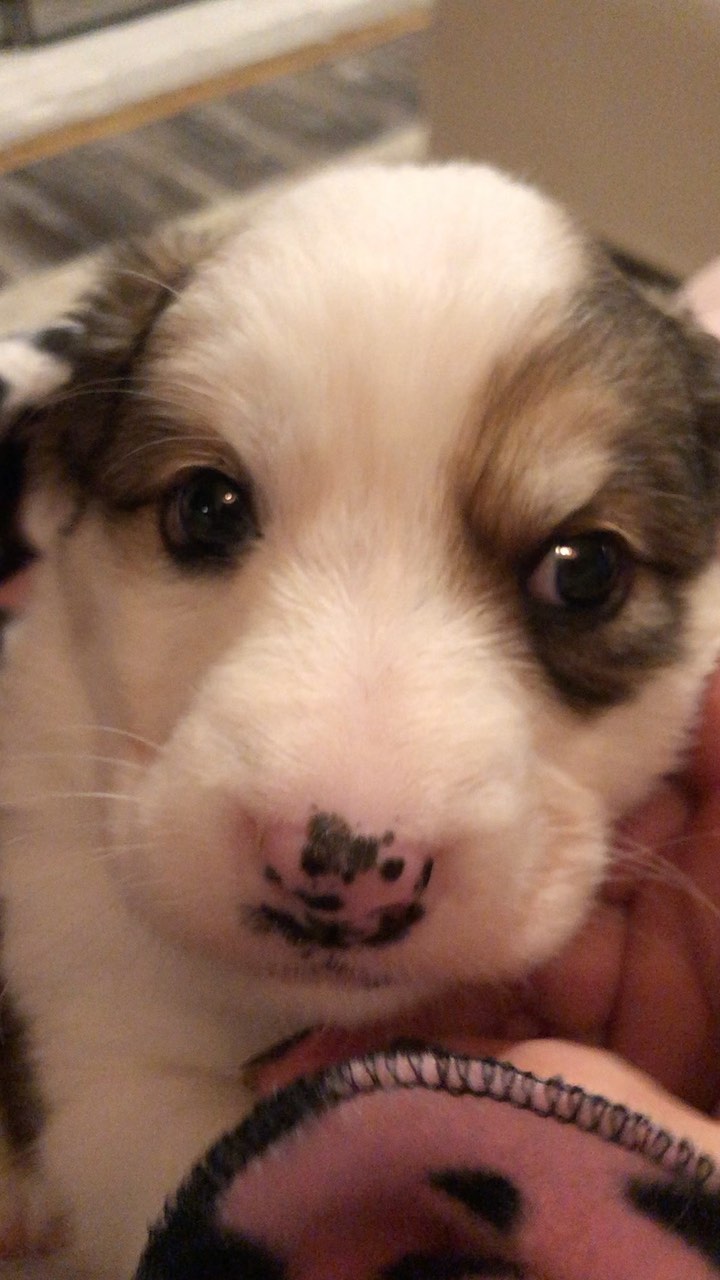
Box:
xmin=6 ymin=264 xmax=720 ymax=1148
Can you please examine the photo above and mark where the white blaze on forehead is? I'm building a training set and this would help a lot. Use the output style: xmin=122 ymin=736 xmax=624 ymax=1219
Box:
xmin=149 ymin=164 xmax=589 ymax=497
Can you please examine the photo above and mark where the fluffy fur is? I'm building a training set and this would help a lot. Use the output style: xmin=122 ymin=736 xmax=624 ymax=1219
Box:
xmin=1 ymin=162 xmax=720 ymax=1276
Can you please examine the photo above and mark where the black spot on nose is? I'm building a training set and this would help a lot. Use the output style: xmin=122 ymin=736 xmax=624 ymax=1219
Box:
xmin=250 ymin=899 xmax=425 ymax=950
xmin=415 ymin=857 xmax=434 ymax=893
xmin=366 ymin=901 xmax=425 ymax=946
xmin=295 ymin=891 xmax=344 ymax=913
xmin=380 ymin=858 xmax=405 ymax=883
xmin=253 ymin=905 xmax=353 ymax=950
xmin=300 ymin=812 xmax=391 ymax=880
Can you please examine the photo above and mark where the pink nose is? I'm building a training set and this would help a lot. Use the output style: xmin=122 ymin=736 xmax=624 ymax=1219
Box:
xmin=258 ymin=812 xmax=434 ymax=948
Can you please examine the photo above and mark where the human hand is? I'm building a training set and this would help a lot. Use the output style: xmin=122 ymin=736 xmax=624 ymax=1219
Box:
xmin=524 ymin=684 xmax=720 ymax=1112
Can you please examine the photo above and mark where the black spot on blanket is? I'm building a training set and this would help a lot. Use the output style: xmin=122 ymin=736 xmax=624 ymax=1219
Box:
xmin=628 ymin=1178 xmax=720 ymax=1267
xmin=431 ymin=1170 xmax=522 ymax=1234
xmin=137 ymin=1218 xmax=286 ymax=1280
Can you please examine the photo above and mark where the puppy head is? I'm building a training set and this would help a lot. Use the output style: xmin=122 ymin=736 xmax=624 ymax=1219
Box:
xmin=6 ymin=164 xmax=720 ymax=1020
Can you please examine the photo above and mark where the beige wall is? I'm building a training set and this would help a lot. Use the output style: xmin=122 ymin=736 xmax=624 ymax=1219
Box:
xmin=425 ymin=0 xmax=720 ymax=277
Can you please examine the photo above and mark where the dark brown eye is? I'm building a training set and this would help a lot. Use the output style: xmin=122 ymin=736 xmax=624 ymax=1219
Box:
xmin=160 ymin=467 xmax=260 ymax=567
xmin=525 ymin=532 xmax=632 ymax=615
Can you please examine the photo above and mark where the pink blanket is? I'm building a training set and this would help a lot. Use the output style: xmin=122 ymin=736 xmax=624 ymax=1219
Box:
xmin=136 ymin=1045 xmax=720 ymax=1278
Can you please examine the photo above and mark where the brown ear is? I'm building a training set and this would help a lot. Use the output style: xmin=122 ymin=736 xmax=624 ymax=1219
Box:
xmin=604 ymin=256 xmax=720 ymax=538
xmin=0 ymin=229 xmax=211 ymax=571
xmin=668 ymin=306 xmax=720 ymax=530
xmin=31 ymin=230 xmax=212 ymax=491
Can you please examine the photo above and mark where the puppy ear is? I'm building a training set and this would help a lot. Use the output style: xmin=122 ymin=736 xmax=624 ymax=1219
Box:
xmin=606 ymin=258 xmax=720 ymax=537
xmin=667 ymin=304 xmax=720 ymax=528
xmin=0 ymin=230 xmax=207 ymax=568
xmin=0 ymin=319 xmax=86 ymax=575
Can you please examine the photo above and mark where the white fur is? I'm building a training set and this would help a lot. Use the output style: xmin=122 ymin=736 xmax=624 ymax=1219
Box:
xmin=1 ymin=163 xmax=720 ymax=1276
xmin=0 ymin=339 xmax=75 ymax=417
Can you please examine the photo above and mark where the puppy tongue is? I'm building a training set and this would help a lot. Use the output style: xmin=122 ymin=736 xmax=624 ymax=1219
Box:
xmin=251 ymin=986 xmax=538 ymax=1095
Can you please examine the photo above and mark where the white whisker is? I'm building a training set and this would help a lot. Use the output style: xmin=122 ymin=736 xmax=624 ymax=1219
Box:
xmin=10 ymin=751 xmax=145 ymax=770
xmin=113 ymin=268 xmax=183 ymax=301
xmin=19 ymin=790 xmax=138 ymax=805
xmin=610 ymin=837 xmax=720 ymax=923
xmin=62 ymin=724 xmax=164 ymax=754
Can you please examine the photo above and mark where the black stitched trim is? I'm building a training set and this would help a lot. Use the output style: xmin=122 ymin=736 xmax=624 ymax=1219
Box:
xmin=136 ymin=1046 xmax=719 ymax=1279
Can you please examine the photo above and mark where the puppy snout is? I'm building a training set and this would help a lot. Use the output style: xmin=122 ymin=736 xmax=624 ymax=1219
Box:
xmin=258 ymin=811 xmax=434 ymax=948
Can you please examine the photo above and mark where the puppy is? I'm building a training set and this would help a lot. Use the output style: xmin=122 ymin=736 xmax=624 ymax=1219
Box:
xmin=1 ymin=161 xmax=720 ymax=1277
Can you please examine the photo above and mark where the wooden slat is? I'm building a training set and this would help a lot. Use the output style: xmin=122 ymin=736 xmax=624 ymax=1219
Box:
xmin=0 ymin=0 xmax=431 ymax=174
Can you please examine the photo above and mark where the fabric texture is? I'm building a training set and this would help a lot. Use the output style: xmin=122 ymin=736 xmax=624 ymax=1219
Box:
xmin=136 ymin=1046 xmax=720 ymax=1279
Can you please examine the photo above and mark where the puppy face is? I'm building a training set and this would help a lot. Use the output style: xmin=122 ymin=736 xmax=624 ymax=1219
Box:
xmin=9 ymin=164 xmax=720 ymax=1019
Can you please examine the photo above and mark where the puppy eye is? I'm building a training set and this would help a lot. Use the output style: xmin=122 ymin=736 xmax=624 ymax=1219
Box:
xmin=160 ymin=467 xmax=260 ymax=566
xmin=525 ymin=532 xmax=632 ymax=613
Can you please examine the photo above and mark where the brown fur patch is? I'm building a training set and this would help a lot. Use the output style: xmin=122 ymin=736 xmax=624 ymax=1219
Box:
xmin=463 ymin=261 xmax=720 ymax=708
xmin=23 ymin=230 xmax=220 ymax=507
